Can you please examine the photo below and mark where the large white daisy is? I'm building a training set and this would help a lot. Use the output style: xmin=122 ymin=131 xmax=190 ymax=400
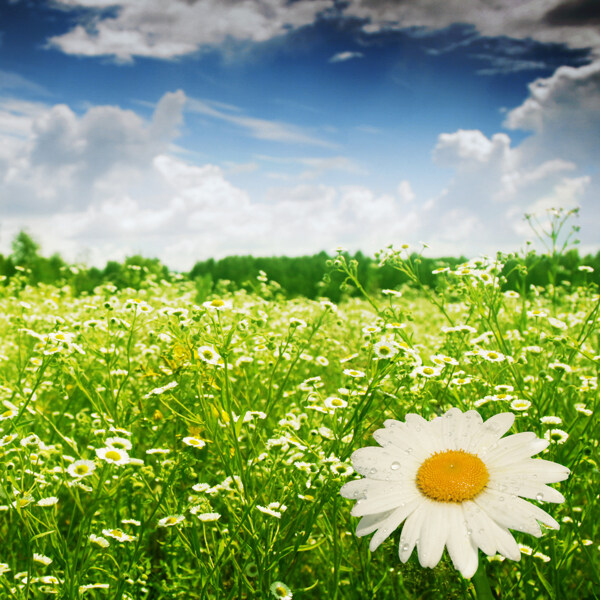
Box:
xmin=340 ymin=407 xmax=570 ymax=578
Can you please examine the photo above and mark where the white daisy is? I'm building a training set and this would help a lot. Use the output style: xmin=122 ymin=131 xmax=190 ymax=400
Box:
xmin=196 ymin=345 xmax=221 ymax=365
xmin=182 ymin=436 xmax=207 ymax=449
xmin=96 ymin=447 xmax=130 ymax=466
xmin=340 ymin=407 xmax=569 ymax=578
xmin=67 ymin=459 xmax=97 ymax=478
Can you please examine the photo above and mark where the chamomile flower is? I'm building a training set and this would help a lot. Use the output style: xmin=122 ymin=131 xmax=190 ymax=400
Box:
xmin=411 ymin=365 xmax=441 ymax=378
xmin=544 ymin=429 xmax=569 ymax=444
xmin=541 ymin=416 xmax=562 ymax=426
xmin=196 ymin=512 xmax=221 ymax=522
xmin=102 ymin=528 xmax=136 ymax=542
xmin=203 ymin=298 xmax=232 ymax=311
xmin=105 ymin=436 xmax=132 ymax=451
xmin=158 ymin=514 xmax=185 ymax=527
xmin=67 ymin=460 xmax=96 ymax=478
xmin=510 ymin=399 xmax=531 ymax=411
xmin=344 ymin=369 xmax=366 ymax=379
xmin=270 ymin=581 xmax=293 ymax=599
xmin=479 ymin=349 xmax=506 ymax=363
xmin=373 ymin=340 xmax=399 ymax=360
xmin=182 ymin=436 xmax=207 ymax=449
xmin=324 ymin=396 xmax=348 ymax=410
xmin=341 ymin=408 xmax=569 ymax=578
xmin=89 ymin=534 xmax=110 ymax=548
xmin=196 ymin=345 xmax=221 ymax=365
xmin=96 ymin=447 xmax=130 ymax=466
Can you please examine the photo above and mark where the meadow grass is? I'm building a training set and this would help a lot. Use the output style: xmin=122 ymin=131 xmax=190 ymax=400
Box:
xmin=0 ymin=246 xmax=598 ymax=599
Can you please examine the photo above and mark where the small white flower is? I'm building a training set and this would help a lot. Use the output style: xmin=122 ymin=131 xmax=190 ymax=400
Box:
xmin=182 ymin=437 xmax=207 ymax=449
xmin=196 ymin=512 xmax=221 ymax=522
xmin=96 ymin=447 xmax=130 ymax=465
xmin=102 ymin=528 xmax=136 ymax=542
xmin=89 ymin=534 xmax=110 ymax=548
xmin=37 ymin=496 xmax=59 ymax=507
xmin=105 ymin=436 xmax=132 ymax=451
xmin=544 ymin=429 xmax=569 ymax=444
xmin=343 ymin=368 xmax=365 ymax=378
xmin=158 ymin=514 xmax=185 ymax=527
xmin=411 ymin=365 xmax=441 ymax=378
xmin=510 ymin=399 xmax=531 ymax=411
xmin=203 ymin=298 xmax=232 ymax=311
xmin=33 ymin=553 xmax=52 ymax=566
xmin=324 ymin=396 xmax=348 ymax=410
xmin=196 ymin=345 xmax=221 ymax=365
xmin=270 ymin=581 xmax=293 ymax=599
xmin=541 ymin=416 xmax=562 ymax=426
xmin=67 ymin=460 xmax=97 ymax=478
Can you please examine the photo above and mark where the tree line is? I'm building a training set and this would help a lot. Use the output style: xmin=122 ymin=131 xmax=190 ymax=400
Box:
xmin=1 ymin=230 xmax=599 ymax=301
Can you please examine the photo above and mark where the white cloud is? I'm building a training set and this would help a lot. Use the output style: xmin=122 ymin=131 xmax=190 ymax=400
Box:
xmin=428 ymin=127 xmax=596 ymax=255
xmin=343 ymin=0 xmax=600 ymax=54
xmin=397 ymin=180 xmax=415 ymax=204
xmin=329 ymin=51 xmax=364 ymax=63
xmin=48 ymin=0 xmax=332 ymax=61
xmin=0 ymin=90 xmax=186 ymax=214
xmin=504 ymin=60 xmax=600 ymax=162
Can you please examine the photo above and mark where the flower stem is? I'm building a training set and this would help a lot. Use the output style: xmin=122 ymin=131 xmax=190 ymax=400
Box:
xmin=472 ymin=559 xmax=495 ymax=600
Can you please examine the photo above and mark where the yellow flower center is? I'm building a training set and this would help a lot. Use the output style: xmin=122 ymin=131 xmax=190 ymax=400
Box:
xmin=105 ymin=450 xmax=121 ymax=461
xmin=416 ymin=450 xmax=489 ymax=502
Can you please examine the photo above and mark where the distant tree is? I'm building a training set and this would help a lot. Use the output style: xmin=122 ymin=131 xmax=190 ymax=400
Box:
xmin=11 ymin=230 xmax=40 ymax=266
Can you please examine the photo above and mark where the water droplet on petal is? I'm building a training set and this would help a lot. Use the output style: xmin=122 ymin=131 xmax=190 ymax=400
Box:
xmin=401 ymin=543 xmax=410 ymax=552
xmin=405 ymin=448 xmax=413 ymax=455
xmin=391 ymin=461 xmax=401 ymax=470
xmin=536 ymin=492 xmax=544 ymax=501
xmin=369 ymin=467 xmax=377 ymax=475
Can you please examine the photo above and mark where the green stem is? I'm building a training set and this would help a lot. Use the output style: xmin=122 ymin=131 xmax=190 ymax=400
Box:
xmin=472 ymin=559 xmax=495 ymax=600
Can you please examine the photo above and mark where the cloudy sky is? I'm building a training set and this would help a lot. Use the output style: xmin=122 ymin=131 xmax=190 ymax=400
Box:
xmin=0 ymin=0 xmax=599 ymax=270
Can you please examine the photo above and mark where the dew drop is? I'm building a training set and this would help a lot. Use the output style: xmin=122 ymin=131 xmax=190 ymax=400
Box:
xmin=401 ymin=543 xmax=410 ymax=552
xmin=536 ymin=492 xmax=544 ymax=501
xmin=499 ymin=496 xmax=505 ymax=502
xmin=466 ymin=528 xmax=473 ymax=536
xmin=391 ymin=461 xmax=401 ymax=470
xmin=369 ymin=467 xmax=377 ymax=475
xmin=405 ymin=448 xmax=413 ymax=455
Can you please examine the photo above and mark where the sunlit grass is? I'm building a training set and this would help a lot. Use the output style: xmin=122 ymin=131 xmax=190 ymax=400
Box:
xmin=0 ymin=243 xmax=598 ymax=599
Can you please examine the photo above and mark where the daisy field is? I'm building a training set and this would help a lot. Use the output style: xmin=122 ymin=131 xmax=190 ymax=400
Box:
xmin=0 ymin=222 xmax=598 ymax=599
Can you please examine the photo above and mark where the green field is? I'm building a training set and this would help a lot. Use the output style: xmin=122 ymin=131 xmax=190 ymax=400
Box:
xmin=0 ymin=247 xmax=598 ymax=599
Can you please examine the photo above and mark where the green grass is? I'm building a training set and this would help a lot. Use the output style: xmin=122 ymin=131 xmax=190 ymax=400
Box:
xmin=0 ymin=250 xmax=598 ymax=599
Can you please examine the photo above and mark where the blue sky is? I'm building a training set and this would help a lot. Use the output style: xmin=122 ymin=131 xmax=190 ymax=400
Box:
xmin=0 ymin=0 xmax=599 ymax=269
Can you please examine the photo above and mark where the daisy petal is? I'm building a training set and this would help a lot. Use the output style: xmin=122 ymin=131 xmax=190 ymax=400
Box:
xmin=417 ymin=503 xmax=449 ymax=568
xmin=493 ymin=458 xmax=570 ymax=484
xmin=351 ymin=446 xmax=419 ymax=480
xmin=398 ymin=502 xmax=429 ymax=563
xmin=351 ymin=483 xmax=417 ymax=517
xmin=462 ymin=502 xmax=498 ymax=556
xmin=356 ymin=511 xmax=395 ymax=537
xmin=475 ymin=490 xmax=543 ymax=537
xmin=469 ymin=412 xmax=514 ymax=453
xmin=446 ymin=503 xmax=479 ymax=578
xmin=369 ymin=497 xmax=422 ymax=551
xmin=484 ymin=432 xmax=549 ymax=465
